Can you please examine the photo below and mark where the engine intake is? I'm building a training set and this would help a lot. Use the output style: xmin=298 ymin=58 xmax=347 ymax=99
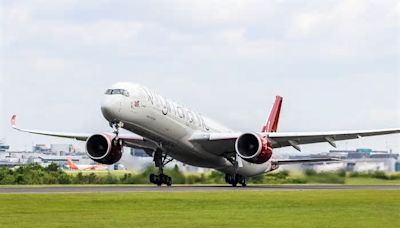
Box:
xmin=235 ymin=133 xmax=272 ymax=164
xmin=86 ymin=134 xmax=123 ymax=165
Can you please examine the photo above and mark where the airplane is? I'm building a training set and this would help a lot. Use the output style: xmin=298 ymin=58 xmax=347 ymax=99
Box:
xmin=11 ymin=82 xmax=400 ymax=186
xmin=66 ymin=158 xmax=108 ymax=171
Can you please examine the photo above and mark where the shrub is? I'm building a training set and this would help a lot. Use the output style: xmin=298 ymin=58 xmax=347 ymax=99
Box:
xmin=304 ymin=169 xmax=317 ymax=176
xmin=372 ymin=171 xmax=389 ymax=180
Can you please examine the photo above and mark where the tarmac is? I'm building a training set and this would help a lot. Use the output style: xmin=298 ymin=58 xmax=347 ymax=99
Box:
xmin=0 ymin=185 xmax=398 ymax=194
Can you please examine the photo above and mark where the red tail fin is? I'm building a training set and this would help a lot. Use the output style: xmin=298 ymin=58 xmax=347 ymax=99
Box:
xmin=261 ymin=96 xmax=283 ymax=132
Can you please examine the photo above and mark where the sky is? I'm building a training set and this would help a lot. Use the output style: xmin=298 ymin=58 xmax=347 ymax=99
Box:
xmin=0 ymin=0 xmax=399 ymax=155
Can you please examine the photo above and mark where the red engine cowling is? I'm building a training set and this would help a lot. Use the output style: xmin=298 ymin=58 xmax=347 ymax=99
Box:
xmin=235 ymin=133 xmax=272 ymax=164
xmin=86 ymin=134 xmax=123 ymax=165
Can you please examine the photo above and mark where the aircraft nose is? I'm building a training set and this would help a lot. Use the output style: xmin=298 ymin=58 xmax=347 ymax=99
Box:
xmin=101 ymin=96 xmax=117 ymax=121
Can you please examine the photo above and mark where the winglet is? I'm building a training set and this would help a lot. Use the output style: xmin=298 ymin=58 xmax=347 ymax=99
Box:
xmin=10 ymin=115 xmax=17 ymax=127
xmin=261 ymin=96 xmax=283 ymax=132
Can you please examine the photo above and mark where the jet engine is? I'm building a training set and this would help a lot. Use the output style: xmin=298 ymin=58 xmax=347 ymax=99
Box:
xmin=86 ymin=134 xmax=123 ymax=165
xmin=235 ymin=133 xmax=272 ymax=164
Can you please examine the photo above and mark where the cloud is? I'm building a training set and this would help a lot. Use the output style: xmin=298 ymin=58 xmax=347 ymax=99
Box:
xmin=1 ymin=0 xmax=399 ymax=152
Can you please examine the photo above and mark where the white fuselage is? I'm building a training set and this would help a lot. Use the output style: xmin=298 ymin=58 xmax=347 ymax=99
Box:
xmin=101 ymin=83 xmax=271 ymax=176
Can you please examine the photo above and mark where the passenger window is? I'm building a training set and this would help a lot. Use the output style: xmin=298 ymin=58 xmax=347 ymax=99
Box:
xmin=187 ymin=111 xmax=194 ymax=123
xmin=177 ymin=107 xmax=185 ymax=118
xmin=166 ymin=100 xmax=172 ymax=113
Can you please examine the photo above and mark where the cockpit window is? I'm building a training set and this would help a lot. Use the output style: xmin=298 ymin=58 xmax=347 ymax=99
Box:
xmin=105 ymin=89 xmax=130 ymax=97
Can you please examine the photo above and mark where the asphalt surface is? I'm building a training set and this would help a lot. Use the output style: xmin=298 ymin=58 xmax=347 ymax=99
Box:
xmin=0 ymin=185 xmax=398 ymax=194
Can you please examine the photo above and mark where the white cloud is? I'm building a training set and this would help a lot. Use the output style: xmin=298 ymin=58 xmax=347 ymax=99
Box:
xmin=1 ymin=0 xmax=399 ymax=152
xmin=171 ymin=0 xmax=275 ymax=25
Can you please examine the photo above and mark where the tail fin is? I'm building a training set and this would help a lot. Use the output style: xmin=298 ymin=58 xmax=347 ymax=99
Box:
xmin=67 ymin=158 xmax=79 ymax=170
xmin=261 ymin=96 xmax=283 ymax=133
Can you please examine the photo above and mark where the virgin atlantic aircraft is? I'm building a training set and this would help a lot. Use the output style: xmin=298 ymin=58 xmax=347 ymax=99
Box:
xmin=11 ymin=82 xmax=400 ymax=186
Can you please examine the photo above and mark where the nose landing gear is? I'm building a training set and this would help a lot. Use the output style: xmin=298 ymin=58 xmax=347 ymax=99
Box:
xmin=149 ymin=149 xmax=173 ymax=186
xmin=110 ymin=121 xmax=124 ymax=136
xmin=109 ymin=121 xmax=125 ymax=147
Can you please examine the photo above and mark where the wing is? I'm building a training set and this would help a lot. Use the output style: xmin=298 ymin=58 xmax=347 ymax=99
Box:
xmin=11 ymin=115 xmax=91 ymax=141
xmin=189 ymin=132 xmax=241 ymax=156
xmin=10 ymin=115 xmax=156 ymax=150
xmin=190 ymin=128 xmax=400 ymax=155
xmin=274 ymin=158 xmax=340 ymax=165
xmin=267 ymin=129 xmax=400 ymax=151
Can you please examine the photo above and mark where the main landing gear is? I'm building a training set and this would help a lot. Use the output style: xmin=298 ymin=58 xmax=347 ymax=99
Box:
xmin=225 ymin=156 xmax=247 ymax=187
xmin=225 ymin=174 xmax=247 ymax=187
xmin=149 ymin=149 xmax=173 ymax=186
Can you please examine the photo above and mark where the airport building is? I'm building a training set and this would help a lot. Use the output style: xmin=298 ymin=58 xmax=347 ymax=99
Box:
xmin=396 ymin=162 xmax=400 ymax=172
xmin=0 ymin=145 xmax=10 ymax=152
xmin=0 ymin=143 xmax=92 ymax=169
xmin=0 ymin=140 xmax=10 ymax=152
xmin=289 ymin=148 xmax=399 ymax=172
xmin=32 ymin=144 xmax=51 ymax=153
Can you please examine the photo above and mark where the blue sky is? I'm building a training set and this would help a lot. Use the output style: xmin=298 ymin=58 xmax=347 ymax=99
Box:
xmin=1 ymin=0 xmax=399 ymax=154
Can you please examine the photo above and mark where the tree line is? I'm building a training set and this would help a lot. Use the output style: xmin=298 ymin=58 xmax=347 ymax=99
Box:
xmin=0 ymin=163 xmax=399 ymax=185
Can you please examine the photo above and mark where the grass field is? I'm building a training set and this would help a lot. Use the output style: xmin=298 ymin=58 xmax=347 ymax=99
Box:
xmin=345 ymin=177 xmax=400 ymax=185
xmin=0 ymin=190 xmax=399 ymax=227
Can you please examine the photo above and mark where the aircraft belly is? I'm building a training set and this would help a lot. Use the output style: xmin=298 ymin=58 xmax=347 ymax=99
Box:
xmin=168 ymin=149 xmax=227 ymax=168
xmin=123 ymin=122 xmax=227 ymax=169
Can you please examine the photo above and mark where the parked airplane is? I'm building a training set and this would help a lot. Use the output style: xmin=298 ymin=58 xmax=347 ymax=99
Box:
xmin=66 ymin=158 xmax=108 ymax=171
xmin=11 ymin=82 xmax=400 ymax=186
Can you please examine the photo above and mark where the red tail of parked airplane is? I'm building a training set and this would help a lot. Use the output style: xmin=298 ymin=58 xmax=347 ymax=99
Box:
xmin=67 ymin=158 xmax=80 ymax=170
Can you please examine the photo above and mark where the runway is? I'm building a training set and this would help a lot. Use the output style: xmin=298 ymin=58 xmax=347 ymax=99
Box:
xmin=0 ymin=185 xmax=398 ymax=193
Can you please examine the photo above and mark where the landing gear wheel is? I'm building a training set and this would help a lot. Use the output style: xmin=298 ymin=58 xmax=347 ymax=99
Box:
xmin=166 ymin=176 xmax=172 ymax=186
xmin=160 ymin=174 xmax=167 ymax=184
xmin=149 ymin=174 xmax=172 ymax=186
xmin=225 ymin=174 xmax=233 ymax=184
xmin=150 ymin=174 xmax=157 ymax=184
xmin=113 ymin=138 xmax=123 ymax=146
xmin=225 ymin=173 xmax=247 ymax=187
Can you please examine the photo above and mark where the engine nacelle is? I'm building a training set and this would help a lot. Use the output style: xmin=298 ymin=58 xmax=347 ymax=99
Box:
xmin=86 ymin=134 xmax=123 ymax=165
xmin=235 ymin=133 xmax=272 ymax=164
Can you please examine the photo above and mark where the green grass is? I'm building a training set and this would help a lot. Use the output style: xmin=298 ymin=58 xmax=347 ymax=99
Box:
xmin=0 ymin=191 xmax=399 ymax=227
xmin=345 ymin=177 xmax=400 ymax=185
